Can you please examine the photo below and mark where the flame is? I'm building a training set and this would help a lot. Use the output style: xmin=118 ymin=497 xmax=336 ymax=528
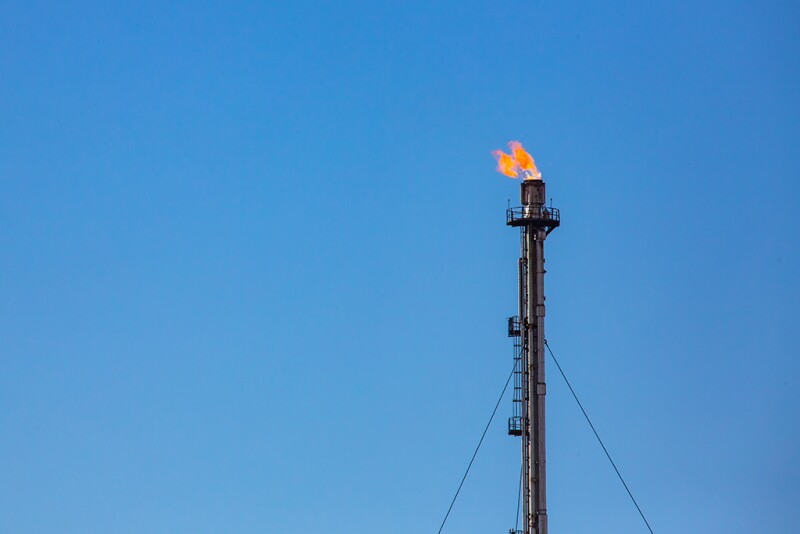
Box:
xmin=492 ymin=141 xmax=542 ymax=180
xmin=509 ymin=141 xmax=542 ymax=179
xmin=492 ymin=149 xmax=518 ymax=178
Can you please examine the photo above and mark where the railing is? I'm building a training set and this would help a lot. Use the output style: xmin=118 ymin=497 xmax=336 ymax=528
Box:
xmin=506 ymin=205 xmax=560 ymax=225
xmin=508 ymin=416 xmax=523 ymax=436
xmin=508 ymin=316 xmax=521 ymax=338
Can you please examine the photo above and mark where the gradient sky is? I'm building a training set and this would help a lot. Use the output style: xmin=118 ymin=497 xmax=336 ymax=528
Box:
xmin=1 ymin=1 xmax=798 ymax=533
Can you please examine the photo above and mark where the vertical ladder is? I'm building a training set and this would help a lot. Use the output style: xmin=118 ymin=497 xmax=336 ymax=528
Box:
xmin=507 ymin=316 xmax=523 ymax=436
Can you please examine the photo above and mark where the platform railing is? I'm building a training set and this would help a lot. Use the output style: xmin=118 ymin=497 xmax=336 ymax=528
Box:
xmin=506 ymin=205 xmax=560 ymax=225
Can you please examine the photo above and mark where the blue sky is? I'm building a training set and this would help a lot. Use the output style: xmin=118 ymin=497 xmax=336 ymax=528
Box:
xmin=1 ymin=1 xmax=798 ymax=532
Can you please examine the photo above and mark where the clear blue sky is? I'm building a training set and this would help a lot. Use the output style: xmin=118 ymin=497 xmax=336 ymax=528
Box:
xmin=1 ymin=1 xmax=798 ymax=532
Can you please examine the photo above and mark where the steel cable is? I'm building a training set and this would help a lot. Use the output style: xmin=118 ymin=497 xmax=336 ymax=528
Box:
xmin=436 ymin=360 xmax=516 ymax=534
xmin=544 ymin=340 xmax=654 ymax=534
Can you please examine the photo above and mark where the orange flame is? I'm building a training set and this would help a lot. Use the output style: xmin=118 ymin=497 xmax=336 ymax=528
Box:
xmin=492 ymin=141 xmax=542 ymax=180
xmin=492 ymin=149 xmax=519 ymax=178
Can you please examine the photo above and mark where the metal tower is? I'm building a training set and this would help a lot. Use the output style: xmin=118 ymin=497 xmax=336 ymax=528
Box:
xmin=507 ymin=179 xmax=559 ymax=534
